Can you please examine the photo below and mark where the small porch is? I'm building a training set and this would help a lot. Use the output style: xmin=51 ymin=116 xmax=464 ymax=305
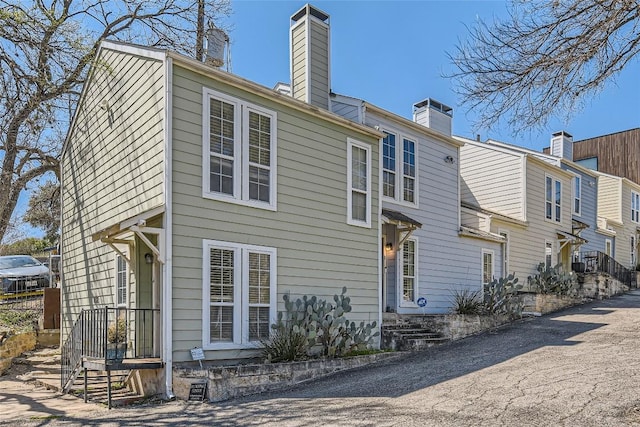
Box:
xmin=61 ymin=307 xmax=162 ymax=408
xmin=573 ymin=250 xmax=635 ymax=287
xmin=381 ymin=209 xmax=422 ymax=313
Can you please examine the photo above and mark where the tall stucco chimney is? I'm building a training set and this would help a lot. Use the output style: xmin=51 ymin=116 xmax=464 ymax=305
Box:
xmin=290 ymin=4 xmax=330 ymax=109
xmin=550 ymin=130 xmax=573 ymax=161
xmin=413 ymin=98 xmax=453 ymax=136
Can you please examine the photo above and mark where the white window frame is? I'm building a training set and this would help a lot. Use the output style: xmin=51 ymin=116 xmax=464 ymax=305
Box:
xmin=347 ymin=138 xmax=372 ymax=228
xmin=605 ymin=239 xmax=612 ymax=257
xmin=202 ymin=87 xmax=278 ymax=211
xmin=631 ymin=234 xmax=637 ymax=267
xmin=202 ymin=240 xmax=277 ymax=350
xmin=632 ymin=191 xmax=640 ymax=223
xmin=573 ymin=176 xmax=581 ymax=216
xmin=114 ymin=253 xmax=128 ymax=307
xmin=482 ymin=249 xmax=494 ymax=285
xmin=545 ymin=174 xmax=562 ymax=223
xmin=399 ymin=237 xmax=418 ymax=307
xmin=381 ymin=128 xmax=419 ymax=207
xmin=498 ymin=229 xmax=509 ymax=276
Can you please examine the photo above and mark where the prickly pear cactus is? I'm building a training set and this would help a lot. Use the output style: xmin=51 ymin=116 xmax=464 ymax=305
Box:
xmin=266 ymin=287 xmax=379 ymax=361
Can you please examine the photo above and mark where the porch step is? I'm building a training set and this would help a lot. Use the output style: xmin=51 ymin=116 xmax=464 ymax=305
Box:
xmin=66 ymin=369 xmax=147 ymax=408
xmin=381 ymin=323 xmax=449 ymax=351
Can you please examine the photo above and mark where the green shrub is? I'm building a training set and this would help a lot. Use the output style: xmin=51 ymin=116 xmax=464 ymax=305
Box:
xmin=451 ymin=289 xmax=484 ymax=315
xmin=0 ymin=309 xmax=39 ymax=332
xmin=483 ymin=273 xmax=523 ymax=318
xmin=260 ymin=326 xmax=308 ymax=363
xmin=528 ymin=263 xmax=577 ymax=296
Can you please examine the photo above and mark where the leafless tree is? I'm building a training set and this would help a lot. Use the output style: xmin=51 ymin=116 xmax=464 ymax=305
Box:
xmin=0 ymin=0 xmax=231 ymax=243
xmin=448 ymin=0 xmax=640 ymax=134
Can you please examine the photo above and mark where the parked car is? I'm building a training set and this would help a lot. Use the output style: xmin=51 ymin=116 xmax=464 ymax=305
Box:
xmin=0 ymin=255 xmax=50 ymax=294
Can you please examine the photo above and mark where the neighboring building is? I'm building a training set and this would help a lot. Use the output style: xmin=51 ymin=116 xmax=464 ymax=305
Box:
xmin=61 ymin=35 xmax=382 ymax=397
xmin=487 ymin=132 xmax=608 ymax=256
xmin=458 ymin=137 xmax=577 ymax=285
xmin=594 ymin=171 xmax=640 ymax=269
xmin=290 ymin=3 xmax=504 ymax=313
xmin=544 ymin=128 xmax=640 ymax=185
xmin=330 ymin=94 xmax=504 ymax=314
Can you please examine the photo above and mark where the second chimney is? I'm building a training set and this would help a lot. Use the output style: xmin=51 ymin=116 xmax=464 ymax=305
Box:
xmin=413 ymin=98 xmax=453 ymax=136
xmin=551 ymin=131 xmax=573 ymax=161
xmin=290 ymin=4 xmax=331 ymax=109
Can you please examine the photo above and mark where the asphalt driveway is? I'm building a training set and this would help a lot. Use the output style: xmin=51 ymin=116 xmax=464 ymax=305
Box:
xmin=4 ymin=291 xmax=640 ymax=426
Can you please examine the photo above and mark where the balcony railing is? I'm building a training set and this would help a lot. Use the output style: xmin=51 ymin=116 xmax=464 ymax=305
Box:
xmin=573 ymin=251 xmax=633 ymax=286
xmin=61 ymin=307 xmax=160 ymax=391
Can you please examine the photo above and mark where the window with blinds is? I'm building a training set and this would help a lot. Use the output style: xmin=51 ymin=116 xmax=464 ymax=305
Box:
xmin=204 ymin=241 xmax=276 ymax=349
xmin=203 ymin=88 xmax=277 ymax=210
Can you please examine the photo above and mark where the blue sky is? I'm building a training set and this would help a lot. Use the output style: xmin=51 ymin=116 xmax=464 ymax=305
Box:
xmin=223 ymin=0 xmax=639 ymax=150
xmin=9 ymin=0 xmax=640 ymax=242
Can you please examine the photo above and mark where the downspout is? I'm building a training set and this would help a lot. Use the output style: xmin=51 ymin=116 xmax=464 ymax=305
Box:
xmin=163 ymin=56 xmax=175 ymax=399
xmin=377 ymin=132 xmax=383 ymax=342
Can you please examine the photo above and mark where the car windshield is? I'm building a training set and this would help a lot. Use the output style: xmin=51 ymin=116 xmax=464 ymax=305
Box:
xmin=0 ymin=256 xmax=42 ymax=269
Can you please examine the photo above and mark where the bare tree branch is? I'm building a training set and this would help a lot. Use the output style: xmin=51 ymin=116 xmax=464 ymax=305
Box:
xmin=0 ymin=0 xmax=231 ymax=243
xmin=447 ymin=0 xmax=640 ymax=134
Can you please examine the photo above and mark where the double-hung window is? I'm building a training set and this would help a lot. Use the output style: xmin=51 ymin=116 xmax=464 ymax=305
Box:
xmin=382 ymin=130 xmax=417 ymax=205
xmin=347 ymin=138 xmax=372 ymax=227
xmin=632 ymin=191 xmax=640 ymax=223
xmin=401 ymin=239 xmax=417 ymax=305
xmin=573 ymin=176 xmax=581 ymax=216
xmin=482 ymin=249 xmax=494 ymax=285
xmin=545 ymin=175 xmax=562 ymax=223
xmin=203 ymin=88 xmax=277 ymax=210
xmin=115 ymin=254 xmax=127 ymax=307
xmin=203 ymin=240 xmax=277 ymax=349
xmin=403 ymin=138 xmax=416 ymax=203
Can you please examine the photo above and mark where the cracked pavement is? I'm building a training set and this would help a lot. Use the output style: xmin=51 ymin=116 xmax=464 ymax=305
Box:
xmin=4 ymin=290 xmax=640 ymax=426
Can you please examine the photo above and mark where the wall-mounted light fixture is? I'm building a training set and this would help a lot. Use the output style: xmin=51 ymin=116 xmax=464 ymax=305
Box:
xmin=385 ymin=243 xmax=393 ymax=252
xmin=144 ymin=253 xmax=154 ymax=264
xmin=444 ymin=155 xmax=455 ymax=164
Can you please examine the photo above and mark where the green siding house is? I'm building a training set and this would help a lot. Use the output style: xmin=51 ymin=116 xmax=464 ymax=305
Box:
xmin=61 ymin=40 xmax=381 ymax=398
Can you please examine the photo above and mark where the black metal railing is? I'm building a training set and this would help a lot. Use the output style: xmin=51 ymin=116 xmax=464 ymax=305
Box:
xmin=573 ymin=251 xmax=633 ymax=286
xmin=61 ymin=307 xmax=160 ymax=391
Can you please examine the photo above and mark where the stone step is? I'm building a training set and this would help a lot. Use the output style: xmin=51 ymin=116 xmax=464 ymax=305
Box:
xmin=382 ymin=328 xmax=439 ymax=336
xmin=402 ymin=336 xmax=450 ymax=351
xmin=380 ymin=325 xmax=448 ymax=351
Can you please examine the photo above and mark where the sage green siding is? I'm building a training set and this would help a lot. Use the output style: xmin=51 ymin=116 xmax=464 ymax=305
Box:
xmin=61 ymin=48 xmax=165 ymax=333
xmin=170 ymin=65 xmax=380 ymax=362
xmin=291 ymin=22 xmax=307 ymax=102
xmin=308 ymin=22 xmax=330 ymax=109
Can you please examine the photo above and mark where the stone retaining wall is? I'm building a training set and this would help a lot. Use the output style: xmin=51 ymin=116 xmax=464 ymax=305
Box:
xmin=579 ymin=273 xmax=629 ymax=299
xmin=173 ymin=352 xmax=401 ymax=402
xmin=382 ymin=313 xmax=512 ymax=341
xmin=0 ymin=332 xmax=37 ymax=375
xmin=521 ymin=293 xmax=582 ymax=315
